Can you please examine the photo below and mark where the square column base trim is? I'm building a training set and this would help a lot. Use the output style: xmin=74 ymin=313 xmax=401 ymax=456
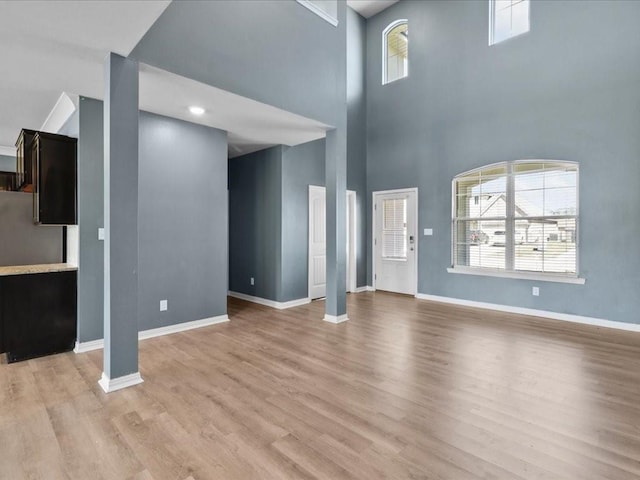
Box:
xmin=99 ymin=372 xmax=144 ymax=393
xmin=323 ymin=314 xmax=349 ymax=324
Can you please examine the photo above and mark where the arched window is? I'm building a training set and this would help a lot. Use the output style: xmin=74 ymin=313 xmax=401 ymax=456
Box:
xmin=383 ymin=20 xmax=408 ymax=85
xmin=451 ymin=160 xmax=580 ymax=281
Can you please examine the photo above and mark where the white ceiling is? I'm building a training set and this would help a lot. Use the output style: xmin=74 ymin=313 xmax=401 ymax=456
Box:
xmin=347 ymin=0 xmax=399 ymax=18
xmin=0 ymin=0 xmax=330 ymax=159
xmin=0 ymin=0 xmax=171 ymax=149
xmin=140 ymin=65 xmax=329 ymax=157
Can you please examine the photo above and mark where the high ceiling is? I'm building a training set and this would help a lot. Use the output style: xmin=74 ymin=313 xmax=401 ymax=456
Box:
xmin=0 ymin=0 xmax=396 ymax=158
xmin=347 ymin=0 xmax=399 ymax=18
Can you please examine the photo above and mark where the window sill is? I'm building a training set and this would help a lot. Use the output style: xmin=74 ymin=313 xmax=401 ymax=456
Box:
xmin=447 ymin=267 xmax=586 ymax=285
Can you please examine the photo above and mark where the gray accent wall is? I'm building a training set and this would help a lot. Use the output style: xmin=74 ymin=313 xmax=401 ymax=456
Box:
xmin=0 ymin=191 xmax=63 ymax=266
xmin=366 ymin=0 xmax=640 ymax=323
xmin=76 ymin=99 xmax=228 ymax=343
xmin=281 ymin=140 xmax=326 ymax=301
xmin=0 ymin=154 xmax=15 ymax=172
xmin=77 ymin=97 xmax=105 ymax=343
xmin=131 ymin=0 xmax=346 ymax=126
xmin=229 ymin=146 xmax=284 ymax=302
xmin=138 ymin=112 xmax=228 ymax=331
xmin=346 ymin=7 xmax=368 ymax=288
xmin=229 ymin=134 xmax=369 ymax=304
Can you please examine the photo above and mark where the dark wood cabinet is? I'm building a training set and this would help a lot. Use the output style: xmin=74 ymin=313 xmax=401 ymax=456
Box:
xmin=0 ymin=271 xmax=77 ymax=362
xmin=32 ymin=132 xmax=77 ymax=225
xmin=15 ymin=128 xmax=36 ymax=190
xmin=0 ymin=171 xmax=16 ymax=191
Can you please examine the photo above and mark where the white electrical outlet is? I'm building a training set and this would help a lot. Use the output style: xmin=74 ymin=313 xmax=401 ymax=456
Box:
xmin=250 ymin=277 xmax=255 ymax=285
xmin=98 ymin=228 xmax=105 ymax=240
xmin=532 ymin=287 xmax=539 ymax=296
xmin=160 ymin=299 xmax=168 ymax=311
xmin=423 ymin=228 xmax=433 ymax=236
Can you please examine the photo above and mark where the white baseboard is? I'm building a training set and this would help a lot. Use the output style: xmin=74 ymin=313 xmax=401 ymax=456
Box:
xmin=228 ymin=291 xmax=311 ymax=310
xmin=366 ymin=286 xmax=375 ymax=292
xmin=323 ymin=313 xmax=349 ymax=324
xmin=74 ymin=338 xmax=104 ymax=353
xmin=415 ymin=293 xmax=640 ymax=333
xmin=99 ymin=372 xmax=143 ymax=393
xmin=138 ymin=315 xmax=229 ymax=340
xmin=352 ymin=286 xmax=370 ymax=293
xmin=74 ymin=314 xmax=230 ymax=354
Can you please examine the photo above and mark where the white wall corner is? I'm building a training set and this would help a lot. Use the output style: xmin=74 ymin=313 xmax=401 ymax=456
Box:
xmin=99 ymin=372 xmax=143 ymax=393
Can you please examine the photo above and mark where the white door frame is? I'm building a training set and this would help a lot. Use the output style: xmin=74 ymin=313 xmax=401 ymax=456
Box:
xmin=372 ymin=187 xmax=419 ymax=294
xmin=308 ymin=186 xmax=357 ymax=299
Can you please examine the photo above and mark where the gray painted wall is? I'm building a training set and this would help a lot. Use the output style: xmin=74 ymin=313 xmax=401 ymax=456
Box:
xmin=138 ymin=112 xmax=228 ymax=331
xmin=131 ymin=0 xmax=346 ymax=126
xmin=0 ymin=154 xmax=15 ymax=172
xmin=229 ymin=134 xmax=369 ymax=303
xmin=281 ymin=140 xmax=325 ymax=301
xmin=76 ymin=100 xmax=228 ymax=342
xmin=0 ymin=191 xmax=63 ymax=266
xmin=346 ymin=7 xmax=368 ymax=289
xmin=77 ymin=97 xmax=105 ymax=343
xmin=366 ymin=0 xmax=640 ymax=323
xmin=229 ymin=146 xmax=283 ymax=301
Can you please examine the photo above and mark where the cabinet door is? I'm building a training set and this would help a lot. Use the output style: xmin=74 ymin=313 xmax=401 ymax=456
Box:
xmin=4 ymin=271 xmax=77 ymax=363
xmin=35 ymin=134 xmax=77 ymax=225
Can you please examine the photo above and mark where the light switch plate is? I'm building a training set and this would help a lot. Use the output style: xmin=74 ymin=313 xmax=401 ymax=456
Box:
xmin=98 ymin=228 xmax=105 ymax=240
xmin=424 ymin=228 xmax=433 ymax=236
xmin=532 ymin=287 xmax=540 ymax=296
xmin=160 ymin=299 xmax=168 ymax=311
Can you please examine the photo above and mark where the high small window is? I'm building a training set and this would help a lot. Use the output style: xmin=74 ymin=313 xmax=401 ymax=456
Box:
xmin=490 ymin=0 xmax=530 ymax=45
xmin=452 ymin=161 xmax=579 ymax=279
xmin=383 ymin=20 xmax=408 ymax=84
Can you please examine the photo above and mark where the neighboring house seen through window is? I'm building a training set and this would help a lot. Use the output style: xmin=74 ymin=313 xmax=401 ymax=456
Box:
xmin=452 ymin=161 xmax=578 ymax=278
xmin=490 ymin=0 xmax=530 ymax=45
xmin=383 ymin=20 xmax=408 ymax=84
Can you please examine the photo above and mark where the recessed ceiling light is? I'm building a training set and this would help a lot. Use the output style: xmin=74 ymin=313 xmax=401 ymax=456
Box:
xmin=189 ymin=106 xmax=205 ymax=115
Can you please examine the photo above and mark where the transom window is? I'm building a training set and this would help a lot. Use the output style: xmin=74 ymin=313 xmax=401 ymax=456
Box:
xmin=490 ymin=0 xmax=530 ymax=45
xmin=383 ymin=20 xmax=408 ymax=85
xmin=452 ymin=161 xmax=579 ymax=278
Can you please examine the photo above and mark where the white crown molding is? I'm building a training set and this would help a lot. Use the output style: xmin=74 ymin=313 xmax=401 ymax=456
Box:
xmin=0 ymin=146 xmax=15 ymax=156
xmin=99 ymin=372 xmax=143 ymax=393
xmin=228 ymin=291 xmax=311 ymax=310
xmin=74 ymin=314 xmax=229 ymax=353
xmin=41 ymin=92 xmax=78 ymax=134
xmin=296 ymin=0 xmax=338 ymax=26
xmin=415 ymin=293 xmax=640 ymax=333
xmin=323 ymin=314 xmax=349 ymax=324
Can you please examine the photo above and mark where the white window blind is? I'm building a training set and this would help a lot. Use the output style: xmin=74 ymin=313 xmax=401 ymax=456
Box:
xmin=490 ymin=0 xmax=530 ymax=45
xmin=382 ymin=197 xmax=407 ymax=260
xmin=452 ymin=161 xmax=578 ymax=277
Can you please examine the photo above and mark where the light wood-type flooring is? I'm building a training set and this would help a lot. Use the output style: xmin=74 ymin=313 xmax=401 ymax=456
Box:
xmin=2 ymin=292 xmax=640 ymax=479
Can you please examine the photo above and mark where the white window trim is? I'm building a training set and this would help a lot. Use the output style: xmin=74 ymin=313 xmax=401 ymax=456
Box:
xmin=489 ymin=0 xmax=530 ymax=46
xmin=450 ymin=160 xmax=581 ymax=282
xmin=382 ymin=19 xmax=408 ymax=85
xmin=296 ymin=0 xmax=338 ymax=27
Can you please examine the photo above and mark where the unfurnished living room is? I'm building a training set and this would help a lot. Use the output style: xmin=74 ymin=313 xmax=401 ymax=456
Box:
xmin=0 ymin=0 xmax=639 ymax=478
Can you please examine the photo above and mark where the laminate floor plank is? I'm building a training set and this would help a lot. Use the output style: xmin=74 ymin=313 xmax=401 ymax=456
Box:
xmin=2 ymin=292 xmax=640 ymax=479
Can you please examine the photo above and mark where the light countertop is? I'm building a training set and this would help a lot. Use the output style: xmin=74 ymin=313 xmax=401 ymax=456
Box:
xmin=0 ymin=263 xmax=77 ymax=277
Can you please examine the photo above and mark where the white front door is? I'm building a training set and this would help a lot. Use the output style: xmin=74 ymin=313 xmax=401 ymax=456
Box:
xmin=374 ymin=189 xmax=417 ymax=295
xmin=308 ymin=186 xmax=356 ymax=300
